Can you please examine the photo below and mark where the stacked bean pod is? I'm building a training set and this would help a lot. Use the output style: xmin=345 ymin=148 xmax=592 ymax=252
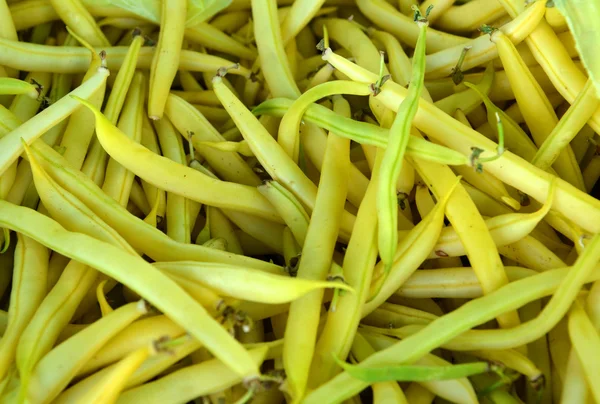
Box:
xmin=0 ymin=0 xmax=598 ymax=403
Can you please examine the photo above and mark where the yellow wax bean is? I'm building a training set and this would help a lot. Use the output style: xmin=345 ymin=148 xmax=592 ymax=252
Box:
xmin=0 ymin=235 xmax=48 ymax=381
xmin=67 ymin=344 xmax=154 ymax=404
xmin=323 ymin=50 xmax=600 ymax=234
xmin=0 ymin=66 xmax=109 ymax=176
xmin=76 ymin=96 xmax=282 ymax=223
xmin=28 ymin=141 xmax=281 ymax=273
xmin=356 ymin=0 xmax=467 ymax=53
xmin=147 ymin=0 xmax=186 ymax=119
xmin=115 ymin=346 xmax=269 ymax=404
xmin=568 ymin=299 xmax=600 ymax=403
xmin=0 ymin=38 xmax=251 ymax=75
xmin=78 ymin=315 xmax=184 ymax=376
xmin=283 ymin=97 xmax=352 ymax=399
xmin=491 ymin=28 xmax=585 ymax=190
xmin=363 ymin=176 xmax=459 ymax=315
xmin=26 ymin=144 xmax=138 ymax=255
xmin=252 ymin=0 xmax=300 ymax=99
xmin=424 ymin=1 xmax=545 ymax=79
xmin=102 ymin=71 xmax=147 ymax=206
xmin=212 ymin=73 xmax=356 ymax=240
xmin=0 ymin=203 xmax=262 ymax=379
xmin=55 ymin=338 xmax=202 ymax=403
xmin=24 ymin=301 xmax=148 ymax=403
xmin=154 ymin=261 xmax=353 ymax=304
xmin=428 ymin=191 xmax=553 ymax=259
xmin=49 ymin=0 xmax=110 ymax=46
xmin=164 ymin=93 xmax=261 ymax=186
xmin=154 ymin=115 xmax=191 ymax=244
xmin=435 ymin=0 xmax=505 ymax=33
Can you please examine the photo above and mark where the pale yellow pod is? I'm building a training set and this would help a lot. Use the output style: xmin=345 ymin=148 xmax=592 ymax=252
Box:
xmin=49 ymin=0 xmax=110 ymax=46
xmin=356 ymin=0 xmax=467 ymax=52
xmin=148 ymin=0 xmax=186 ymax=119
xmin=568 ymin=299 xmax=600 ymax=403
xmin=68 ymin=344 xmax=154 ymax=404
xmin=428 ymin=190 xmax=553 ymax=259
xmin=55 ymin=337 xmax=202 ymax=403
xmin=115 ymin=346 xmax=269 ymax=404
xmin=424 ymin=1 xmax=545 ymax=79
xmin=0 ymin=234 xmax=48 ymax=382
xmin=28 ymin=142 xmax=281 ymax=273
xmin=154 ymin=261 xmax=353 ymax=304
xmin=0 ymin=67 xmax=109 ymax=177
xmin=24 ymin=301 xmax=148 ymax=404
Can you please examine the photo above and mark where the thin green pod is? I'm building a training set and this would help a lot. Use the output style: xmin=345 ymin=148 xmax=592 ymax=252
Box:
xmin=24 ymin=301 xmax=148 ymax=404
xmin=364 ymin=177 xmax=460 ymax=315
xmin=27 ymin=141 xmax=281 ymax=273
xmin=350 ymin=333 xmax=408 ymax=404
xmin=0 ymin=235 xmax=48 ymax=382
xmin=277 ymin=80 xmax=371 ymax=162
xmin=0 ymin=201 xmax=262 ymax=379
xmin=321 ymin=50 xmax=600 ymax=244
xmin=0 ymin=78 xmax=40 ymax=98
xmin=74 ymin=96 xmax=282 ymax=224
xmin=334 ymin=358 xmax=492 ymax=383
xmin=257 ymin=180 xmax=310 ymax=246
xmin=303 ymin=231 xmax=600 ymax=403
xmin=153 ymin=261 xmax=353 ymax=304
xmin=253 ymin=98 xmax=471 ymax=167
xmin=377 ymin=14 xmax=427 ymax=270
xmin=0 ymin=66 xmax=109 ymax=177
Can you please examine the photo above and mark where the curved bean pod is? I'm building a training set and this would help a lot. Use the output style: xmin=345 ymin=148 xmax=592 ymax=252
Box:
xmin=0 ymin=201 xmax=261 ymax=379
xmin=75 ymin=96 xmax=282 ymax=223
xmin=24 ymin=301 xmax=147 ymax=403
xmin=154 ymin=261 xmax=353 ymax=304
xmin=0 ymin=66 xmax=109 ymax=176
xmin=28 ymin=141 xmax=281 ymax=273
